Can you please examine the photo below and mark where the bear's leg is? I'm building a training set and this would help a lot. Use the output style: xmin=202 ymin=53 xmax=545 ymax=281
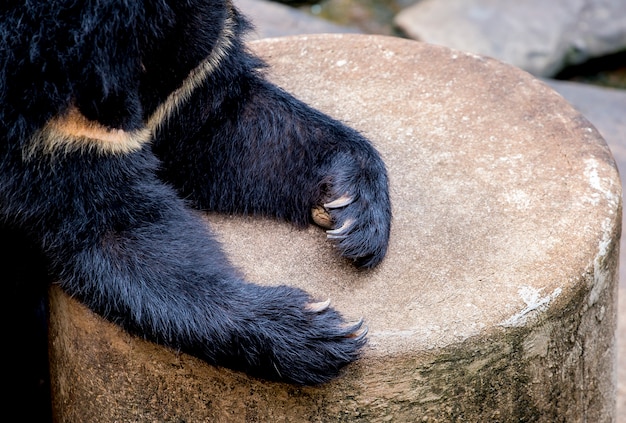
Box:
xmin=4 ymin=148 xmax=364 ymax=385
xmin=153 ymin=75 xmax=391 ymax=269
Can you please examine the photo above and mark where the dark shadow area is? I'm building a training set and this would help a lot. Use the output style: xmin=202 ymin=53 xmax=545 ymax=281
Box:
xmin=555 ymin=50 xmax=626 ymax=89
xmin=2 ymin=223 xmax=53 ymax=422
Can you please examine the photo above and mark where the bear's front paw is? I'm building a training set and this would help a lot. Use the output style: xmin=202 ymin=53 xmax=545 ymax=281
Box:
xmin=313 ymin=154 xmax=391 ymax=268
xmin=279 ymin=298 xmax=367 ymax=385
xmin=230 ymin=286 xmax=367 ymax=385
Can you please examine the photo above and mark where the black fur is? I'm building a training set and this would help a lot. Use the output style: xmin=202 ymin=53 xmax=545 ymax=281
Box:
xmin=0 ymin=0 xmax=391 ymax=404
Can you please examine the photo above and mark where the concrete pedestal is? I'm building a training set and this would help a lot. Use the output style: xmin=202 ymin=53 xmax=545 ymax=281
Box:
xmin=49 ymin=35 xmax=621 ymax=422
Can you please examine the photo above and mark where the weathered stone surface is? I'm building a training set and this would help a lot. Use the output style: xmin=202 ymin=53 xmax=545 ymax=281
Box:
xmin=233 ymin=3 xmax=626 ymax=418
xmin=394 ymin=0 xmax=626 ymax=77
xmin=49 ymin=35 xmax=621 ymax=422
xmin=545 ymin=80 xmax=626 ymax=161
xmin=540 ymin=80 xmax=626 ymax=423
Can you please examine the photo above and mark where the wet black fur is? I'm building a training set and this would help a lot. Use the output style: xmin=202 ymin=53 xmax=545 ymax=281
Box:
xmin=1 ymin=0 xmax=391 ymax=415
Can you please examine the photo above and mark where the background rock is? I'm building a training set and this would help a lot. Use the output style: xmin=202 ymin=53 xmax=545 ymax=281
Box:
xmin=235 ymin=0 xmax=359 ymax=39
xmin=394 ymin=0 xmax=626 ymax=77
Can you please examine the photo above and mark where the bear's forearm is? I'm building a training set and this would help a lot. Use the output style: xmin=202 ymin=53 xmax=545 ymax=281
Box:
xmin=3 ymin=148 xmax=365 ymax=385
xmin=2 ymin=0 xmax=390 ymax=395
xmin=154 ymin=76 xmax=391 ymax=267
xmin=49 ymin=195 xmax=366 ymax=385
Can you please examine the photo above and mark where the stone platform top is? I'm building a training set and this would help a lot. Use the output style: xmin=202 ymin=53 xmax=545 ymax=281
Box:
xmin=217 ymin=34 xmax=620 ymax=353
xmin=50 ymin=35 xmax=621 ymax=422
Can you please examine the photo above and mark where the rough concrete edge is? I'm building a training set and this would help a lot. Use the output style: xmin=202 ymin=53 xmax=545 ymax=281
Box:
xmin=46 ymin=97 xmax=623 ymax=423
xmin=47 ymin=220 xmax=620 ymax=422
xmin=352 ymin=213 xmax=621 ymax=421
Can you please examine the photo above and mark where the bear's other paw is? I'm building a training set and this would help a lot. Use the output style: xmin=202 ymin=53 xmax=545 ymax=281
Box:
xmin=224 ymin=285 xmax=367 ymax=385
xmin=313 ymin=153 xmax=391 ymax=269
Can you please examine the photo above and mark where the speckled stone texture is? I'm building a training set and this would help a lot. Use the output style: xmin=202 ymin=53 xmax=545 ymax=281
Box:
xmin=49 ymin=35 xmax=621 ymax=422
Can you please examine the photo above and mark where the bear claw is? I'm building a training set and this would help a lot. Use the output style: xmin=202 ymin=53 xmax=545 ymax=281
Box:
xmin=326 ymin=218 xmax=355 ymax=239
xmin=306 ymin=299 xmax=332 ymax=312
xmin=324 ymin=195 xmax=354 ymax=209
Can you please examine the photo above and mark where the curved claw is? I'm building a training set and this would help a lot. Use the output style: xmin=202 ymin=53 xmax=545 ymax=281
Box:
xmin=351 ymin=325 xmax=369 ymax=342
xmin=312 ymin=195 xmax=355 ymax=229
xmin=326 ymin=218 xmax=355 ymax=240
xmin=324 ymin=195 xmax=354 ymax=209
xmin=306 ymin=299 xmax=332 ymax=313
xmin=343 ymin=318 xmax=368 ymax=340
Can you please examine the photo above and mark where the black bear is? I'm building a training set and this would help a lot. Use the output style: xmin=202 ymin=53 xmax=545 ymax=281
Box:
xmin=1 ymin=0 xmax=391 ymax=413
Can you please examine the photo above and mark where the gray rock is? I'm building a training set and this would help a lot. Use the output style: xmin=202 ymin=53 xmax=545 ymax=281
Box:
xmin=394 ymin=0 xmax=626 ymax=77
xmin=234 ymin=0 xmax=360 ymax=40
